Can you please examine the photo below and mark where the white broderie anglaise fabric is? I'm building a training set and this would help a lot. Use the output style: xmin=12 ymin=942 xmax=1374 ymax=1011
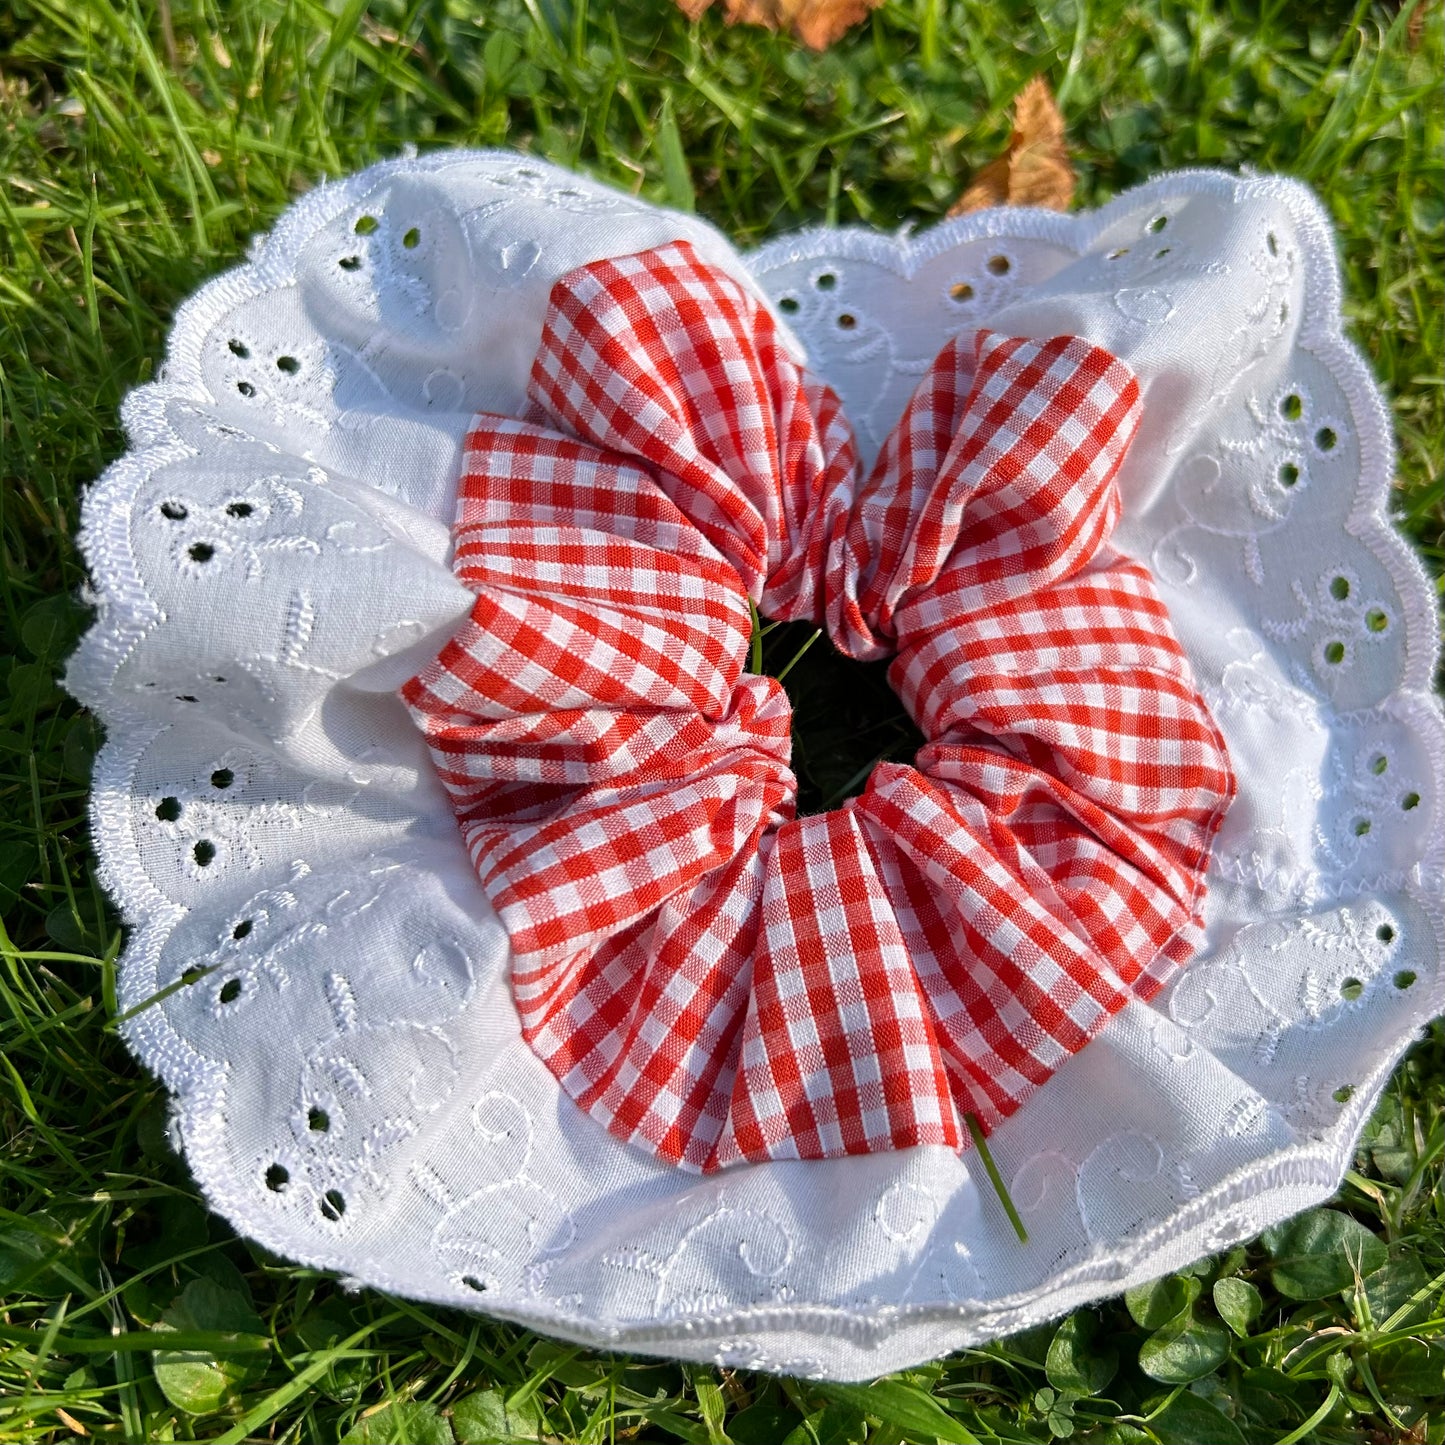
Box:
xmin=67 ymin=151 xmax=1443 ymax=1380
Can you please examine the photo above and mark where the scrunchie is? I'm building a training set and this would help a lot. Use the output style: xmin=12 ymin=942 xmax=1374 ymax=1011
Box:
xmin=402 ymin=240 xmax=1236 ymax=1172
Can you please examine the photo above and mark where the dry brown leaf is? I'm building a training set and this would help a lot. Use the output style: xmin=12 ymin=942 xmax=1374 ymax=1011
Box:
xmin=949 ymin=76 xmax=1074 ymax=217
xmin=678 ymin=0 xmax=884 ymax=50
xmin=1406 ymin=0 xmax=1426 ymax=51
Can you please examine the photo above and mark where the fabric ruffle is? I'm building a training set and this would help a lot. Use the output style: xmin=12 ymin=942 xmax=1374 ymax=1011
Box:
xmin=403 ymin=240 xmax=1236 ymax=1171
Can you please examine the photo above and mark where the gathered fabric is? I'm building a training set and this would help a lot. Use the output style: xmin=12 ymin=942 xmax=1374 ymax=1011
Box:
xmin=402 ymin=240 xmax=1235 ymax=1172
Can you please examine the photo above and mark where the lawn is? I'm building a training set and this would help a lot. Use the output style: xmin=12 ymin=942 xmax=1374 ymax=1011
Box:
xmin=1 ymin=0 xmax=1442 ymax=1440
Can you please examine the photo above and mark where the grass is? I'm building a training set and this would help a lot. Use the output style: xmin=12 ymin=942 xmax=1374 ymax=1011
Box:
xmin=1 ymin=0 xmax=1442 ymax=1439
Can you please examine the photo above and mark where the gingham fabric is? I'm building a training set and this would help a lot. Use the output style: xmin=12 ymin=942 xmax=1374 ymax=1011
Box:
xmin=402 ymin=241 xmax=1236 ymax=1172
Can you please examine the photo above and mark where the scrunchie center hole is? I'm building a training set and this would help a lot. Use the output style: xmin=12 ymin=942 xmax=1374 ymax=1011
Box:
xmin=758 ymin=617 xmax=922 ymax=815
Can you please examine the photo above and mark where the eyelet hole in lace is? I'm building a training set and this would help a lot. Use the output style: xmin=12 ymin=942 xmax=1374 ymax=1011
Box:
xmin=226 ymin=501 xmax=254 ymax=518
xmin=1267 ymin=231 xmax=1279 ymax=256
xmin=236 ymin=381 xmax=255 ymax=398
xmin=228 ymin=339 xmax=249 ymax=358
xmin=307 ymin=1106 xmax=330 ymax=1133
xmin=1402 ymin=791 xmax=1420 ymax=811
xmin=219 ymin=977 xmax=242 ymax=1004
xmin=155 ymin=796 xmax=181 ymax=822
xmin=461 ymin=1275 xmax=488 ymax=1293
xmin=320 ymin=1189 xmax=347 ymax=1221
xmin=1153 ymin=247 xmax=1172 ymax=260
xmin=1370 ymin=754 xmax=1388 ymax=775
xmin=1353 ymin=818 xmax=1371 ymax=837
xmin=275 ymin=355 xmax=300 ymax=375
xmin=777 ymin=296 xmax=799 ymax=314
xmin=211 ymin=768 xmax=234 ymax=788
xmin=1377 ymin=923 xmax=1396 ymax=943
xmin=1339 ymin=977 xmax=1364 ymax=1001
xmin=1280 ymin=393 xmax=1303 ymax=421
xmin=950 ymin=282 xmax=974 ymax=303
xmin=1324 ymin=641 xmax=1346 ymax=665
xmin=160 ymin=500 xmax=188 ymax=520
xmin=354 ymin=214 xmax=378 ymax=235
xmin=1147 ymin=215 xmax=1168 ymax=234
xmin=1315 ymin=426 xmax=1337 ymax=451
xmin=188 ymin=542 xmax=215 ymax=563
xmin=403 ymin=227 xmax=421 ymax=249
xmin=815 ymin=272 xmax=837 ymax=291
xmin=232 ymin=918 xmax=253 ymax=940
xmin=193 ymin=839 xmax=216 ymax=867
xmin=1394 ymin=970 xmax=1417 ymax=990
xmin=1366 ymin=608 xmax=1388 ymax=633
xmin=1277 ymin=462 xmax=1300 ymax=488
xmin=1333 ymin=1085 xmax=1354 ymax=1103
xmin=1330 ymin=576 xmax=1350 ymax=600
xmin=339 ymin=254 xmax=362 ymax=271
xmin=264 ymin=1164 xmax=289 ymax=1192
xmin=836 ymin=313 xmax=857 ymax=330
xmin=1106 ymin=247 xmax=1129 ymax=260
xmin=986 ymin=255 xmax=1010 ymax=275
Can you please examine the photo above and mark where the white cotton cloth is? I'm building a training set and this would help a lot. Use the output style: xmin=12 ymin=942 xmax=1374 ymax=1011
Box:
xmin=68 ymin=152 xmax=1442 ymax=1380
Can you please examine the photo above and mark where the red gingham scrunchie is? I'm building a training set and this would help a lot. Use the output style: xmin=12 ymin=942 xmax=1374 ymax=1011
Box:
xmin=402 ymin=241 xmax=1236 ymax=1172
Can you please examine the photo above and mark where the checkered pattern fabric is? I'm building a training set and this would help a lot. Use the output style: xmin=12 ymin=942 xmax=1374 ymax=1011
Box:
xmin=402 ymin=241 xmax=1236 ymax=1172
